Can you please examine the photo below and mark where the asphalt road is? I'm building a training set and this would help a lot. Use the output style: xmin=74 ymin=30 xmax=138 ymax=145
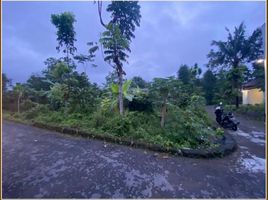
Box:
xmin=2 ymin=111 xmax=266 ymax=198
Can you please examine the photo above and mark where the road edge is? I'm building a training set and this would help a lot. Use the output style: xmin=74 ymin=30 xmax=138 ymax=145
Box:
xmin=3 ymin=119 xmax=237 ymax=159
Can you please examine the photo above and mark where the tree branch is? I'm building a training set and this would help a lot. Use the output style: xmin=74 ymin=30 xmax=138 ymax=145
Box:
xmin=98 ymin=0 xmax=107 ymax=28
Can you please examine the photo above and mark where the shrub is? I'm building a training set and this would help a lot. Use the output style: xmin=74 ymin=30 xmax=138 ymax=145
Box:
xmin=90 ymin=111 xmax=108 ymax=128
xmin=190 ymin=95 xmax=206 ymax=107
xmin=236 ymin=103 xmax=265 ymax=120
xmin=164 ymin=105 xmax=214 ymax=147
xmin=224 ymin=105 xmax=236 ymax=112
xmin=62 ymin=118 xmax=80 ymax=128
xmin=100 ymin=97 xmax=112 ymax=112
xmin=225 ymin=103 xmax=265 ymax=121
xmin=6 ymin=98 xmax=218 ymax=149
xmin=22 ymin=104 xmax=50 ymax=120
xmin=20 ymin=99 xmax=38 ymax=112
xmin=101 ymin=114 xmax=132 ymax=137
xmin=128 ymin=96 xmax=153 ymax=112
xmin=216 ymin=128 xmax=224 ymax=136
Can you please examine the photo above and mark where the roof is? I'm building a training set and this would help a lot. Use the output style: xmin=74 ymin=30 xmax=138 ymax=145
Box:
xmin=242 ymin=79 xmax=260 ymax=90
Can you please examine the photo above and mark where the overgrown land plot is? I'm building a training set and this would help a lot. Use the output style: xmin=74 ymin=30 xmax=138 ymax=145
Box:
xmin=2 ymin=0 xmax=265 ymax=198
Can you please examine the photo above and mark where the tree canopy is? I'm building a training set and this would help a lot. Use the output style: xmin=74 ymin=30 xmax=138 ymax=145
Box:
xmin=202 ymin=70 xmax=216 ymax=105
xmin=51 ymin=12 xmax=77 ymax=60
xmin=207 ymin=22 xmax=263 ymax=70
xmin=207 ymin=22 xmax=263 ymax=107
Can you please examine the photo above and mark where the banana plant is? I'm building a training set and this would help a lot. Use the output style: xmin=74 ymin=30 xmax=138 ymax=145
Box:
xmin=101 ymin=79 xmax=134 ymax=112
xmin=111 ymin=79 xmax=134 ymax=101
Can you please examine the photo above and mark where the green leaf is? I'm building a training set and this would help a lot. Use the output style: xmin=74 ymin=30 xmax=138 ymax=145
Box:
xmin=110 ymin=98 xmax=118 ymax=111
xmin=123 ymin=79 xmax=132 ymax=93
xmin=125 ymin=94 xmax=134 ymax=101
xmin=111 ymin=83 xmax=119 ymax=94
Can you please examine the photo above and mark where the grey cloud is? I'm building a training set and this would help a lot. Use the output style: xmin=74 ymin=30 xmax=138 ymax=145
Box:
xmin=3 ymin=1 xmax=265 ymax=85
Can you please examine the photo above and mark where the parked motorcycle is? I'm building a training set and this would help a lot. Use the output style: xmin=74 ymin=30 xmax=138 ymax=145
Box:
xmin=215 ymin=105 xmax=240 ymax=131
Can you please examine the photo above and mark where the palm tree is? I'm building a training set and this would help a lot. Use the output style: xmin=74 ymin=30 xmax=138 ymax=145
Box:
xmin=207 ymin=22 xmax=263 ymax=108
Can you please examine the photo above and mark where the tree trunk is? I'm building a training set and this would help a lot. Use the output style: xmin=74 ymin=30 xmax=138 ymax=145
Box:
xmin=160 ymin=97 xmax=167 ymax=128
xmin=233 ymin=63 xmax=240 ymax=108
xmin=113 ymin=21 xmax=124 ymax=116
xmin=234 ymin=75 xmax=239 ymax=108
xmin=118 ymin=70 xmax=124 ymax=116
xmin=236 ymin=95 xmax=239 ymax=108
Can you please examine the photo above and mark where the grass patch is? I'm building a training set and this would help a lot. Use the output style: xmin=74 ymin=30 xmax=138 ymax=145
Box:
xmin=3 ymin=103 xmax=220 ymax=150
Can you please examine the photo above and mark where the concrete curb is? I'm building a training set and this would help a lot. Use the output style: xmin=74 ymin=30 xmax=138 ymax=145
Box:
xmin=180 ymin=133 xmax=237 ymax=158
xmin=31 ymin=122 xmax=237 ymax=159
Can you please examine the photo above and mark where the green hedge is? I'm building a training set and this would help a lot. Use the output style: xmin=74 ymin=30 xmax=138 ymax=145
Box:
xmin=225 ymin=104 xmax=265 ymax=121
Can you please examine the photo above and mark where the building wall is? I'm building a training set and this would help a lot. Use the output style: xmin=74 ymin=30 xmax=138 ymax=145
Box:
xmin=242 ymin=88 xmax=264 ymax=105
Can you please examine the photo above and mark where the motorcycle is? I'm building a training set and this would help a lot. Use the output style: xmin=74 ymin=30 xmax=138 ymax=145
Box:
xmin=215 ymin=106 xmax=240 ymax=131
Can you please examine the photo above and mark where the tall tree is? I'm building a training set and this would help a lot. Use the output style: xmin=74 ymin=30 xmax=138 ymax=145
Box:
xmin=190 ymin=63 xmax=202 ymax=82
xmin=131 ymin=76 xmax=147 ymax=89
xmin=13 ymin=83 xmax=26 ymax=114
xmin=51 ymin=12 xmax=77 ymax=65
xmin=26 ymin=74 xmax=52 ymax=104
xmin=2 ymin=74 xmax=13 ymax=111
xmin=190 ymin=63 xmax=203 ymax=92
xmin=202 ymin=70 xmax=216 ymax=105
xmin=98 ymin=1 xmax=141 ymax=115
xmin=149 ymin=76 xmax=181 ymax=127
xmin=207 ymin=22 xmax=263 ymax=108
xmin=177 ymin=64 xmax=191 ymax=85
xmin=27 ymin=74 xmax=51 ymax=91
xmin=2 ymin=73 xmax=11 ymax=94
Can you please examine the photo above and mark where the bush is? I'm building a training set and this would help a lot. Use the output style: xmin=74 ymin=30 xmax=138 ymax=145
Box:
xmin=101 ymin=114 xmax=132 ymax=137
xmin=5 ymin=99 xmax=218 ymax=149
xmin=216 ymin=128 xmax=224 ymax=136
xmin=128 ymin=96 xmax=153 ymax=112
xmin=49 ymin=112 xmax=65 ymax=123
xmin=20 ymin=99 xmax=38 ymax=112
xmin=90 ymin=111 xmax=110 ymax=128
xmin=187 ymin=96 xmax=212 ymax=126
xmin=62 ymin=118 xmax=81 ymax=128
xmin=236 ymin=104 xmax=265 ymax=121
xmin=22 ymin=104 xmax=50 ymax=120
xmin=190 ymin=95 xmax=206 ymax=107
xmin=164 ymin=105 xmax=215 ymax=147
xmin=224 ymin=105 xmax=236 ymax=112
xmin=225 ymin=104 xmax=265 ymax=121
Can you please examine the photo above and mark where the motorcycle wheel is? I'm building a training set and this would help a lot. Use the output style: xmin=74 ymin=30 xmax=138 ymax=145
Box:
xmin=232 ymin=125 xmax=237 ymax=131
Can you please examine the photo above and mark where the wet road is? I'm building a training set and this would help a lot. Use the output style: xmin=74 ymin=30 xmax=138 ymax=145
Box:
xmin=2 ymin=115 xmax=266 ymax=198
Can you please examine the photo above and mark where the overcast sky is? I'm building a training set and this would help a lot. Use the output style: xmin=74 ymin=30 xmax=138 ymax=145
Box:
xmin=3 ymin=1 xmax=265 ymax=85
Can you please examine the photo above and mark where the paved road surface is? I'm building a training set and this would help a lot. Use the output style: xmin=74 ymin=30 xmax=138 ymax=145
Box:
xmin=2 ymin=112 xmax=266 ymax=198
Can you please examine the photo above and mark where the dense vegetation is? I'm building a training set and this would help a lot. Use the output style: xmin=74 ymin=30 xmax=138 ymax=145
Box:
xmin=3 ymin=64 xmax=218 ymax=148
xmin=207 ymin=22 xmax=264 ymax=107
xmin=225 ymin=104 xmax=265 ymax=121
xmin=2 ymin=1 xmax=265 ymax=149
